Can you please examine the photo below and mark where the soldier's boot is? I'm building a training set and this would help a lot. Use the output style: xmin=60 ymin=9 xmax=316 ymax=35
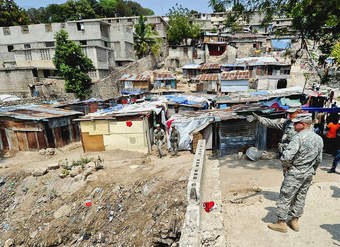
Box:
xmin=267 ymin=220 xmax=288 ymax=233
xmin=327 ymin=168 xmax=336 ymax=173
xmin=288 ymin=217 xmax=299 ymax=232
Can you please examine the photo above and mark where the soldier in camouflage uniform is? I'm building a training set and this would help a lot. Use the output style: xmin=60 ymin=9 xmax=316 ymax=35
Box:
xmin=154 ymin=124 xmax=166 ymax=158
xmin=268 ymin=113 xmax=323 ymax=233
xmin=253 ymin=103 xmax=301 ymax=154
xmin=170 ymin=125 xmax=180 ymax=156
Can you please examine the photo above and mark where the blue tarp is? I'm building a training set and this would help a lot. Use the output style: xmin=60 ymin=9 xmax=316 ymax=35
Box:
xmin=165 ymin=95 xmax=206 ymax=107
xmin=301 ymin=107 xmax=340 ymax=113
xmin=121 ymin=90 xmax=142 ymax=95
xmin=249 ymin=90 xmax=269 ymax=96
xmin=271 ymin=39 xmax=291 ymax=50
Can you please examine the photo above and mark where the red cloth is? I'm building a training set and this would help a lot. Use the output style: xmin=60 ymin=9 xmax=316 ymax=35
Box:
xmin=203 ymin=201 xmax=215 ymax=212
xmin=167 ymin=120 xmax=175 ymax=129
xmin=85 ymin=201 xmax=92 ymax=207
xmin=132 ymin=98 xmax=137 ymax=102
xmin=126 ymin=121 xmax=132 ymax=127
xmin=122 ymin=100 xmax=128 ymax=104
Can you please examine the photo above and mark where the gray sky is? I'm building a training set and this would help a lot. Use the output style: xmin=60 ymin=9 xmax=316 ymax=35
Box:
xmin=16 ymin=0 xmax=212 ymax=15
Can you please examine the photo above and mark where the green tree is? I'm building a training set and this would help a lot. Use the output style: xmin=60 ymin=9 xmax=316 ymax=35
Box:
xmin=95 ymin=0 xmax=117 ymax=17
xmin=134 ymin=15 xmax=161 ymax=58
xmin=331 ymin=42 xmax=340 ymax=65
xmin=53 ymin=30 xmax=94 ymax=100
xmin=0 ymin=0 xmax=30 ymax=26
xmin=208 ymin=0 xmax=225 ymax=12
xmin=167 ymin=4 xmax=201 ymax=45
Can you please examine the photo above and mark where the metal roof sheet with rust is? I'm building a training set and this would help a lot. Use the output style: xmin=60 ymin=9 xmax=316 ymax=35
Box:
xmin=0 ymin=104 xmax=82 ymax=121
xmin=221 ymin=70 xmax=250 ymax=80
xmin=200 ymin=64 xmax=221 ymax=70
xmin=154 ymin=73 xmax=177 ymax=80
xmin=195 ymin=73 xmax=220 ymax=81
xmin=120 ymin=74 xmax=151 ymax=81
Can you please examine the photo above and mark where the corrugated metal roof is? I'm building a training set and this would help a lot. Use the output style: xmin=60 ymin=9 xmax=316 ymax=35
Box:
xmin=182 ymin=64 xmax=201 ymax=69
xmin=154 ymin=73 xmax=177 ymax=80
xmin=235 ymin=56 xmax=290 ymax=66
xmin=0 ymin=104 xmax=82 ymax=121
xmin=195 ymin=73 xmax=220 ymax=81
xmin=200 ymin=64 xmax=221 ymax=70
xmin=221 ymin=70 xmax=250 ymax=80
xmin=120 ymin=73 xmax=151 ymax=81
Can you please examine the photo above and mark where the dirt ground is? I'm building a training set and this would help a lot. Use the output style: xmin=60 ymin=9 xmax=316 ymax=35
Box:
xmin=219 ymin=154 xmax=340 ymax=247
xmin=0 ymin=143 xmax=194 ymax=246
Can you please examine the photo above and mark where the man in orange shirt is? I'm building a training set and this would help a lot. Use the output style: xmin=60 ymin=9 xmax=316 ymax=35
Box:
xmin=325 ymin=120 xmax=339 ymax=155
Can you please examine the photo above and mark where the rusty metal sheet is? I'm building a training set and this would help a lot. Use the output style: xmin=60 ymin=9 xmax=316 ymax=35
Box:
xmin=0 ymin=129 xmax=9 ymax=150
xmin=27 ymin=132 xmax=38 ymax=150
xmin=9 ymin=130 xmax=19 ymax=151
xmin=53 ymin=127 xmax=63 ymax=148
xmin=37 ymin=131 xmax=47 ymax=149
xmin=16 ymin=131 xmax=28 ymax=151
xmin=82 ymin=132 xmax=105 ymax=152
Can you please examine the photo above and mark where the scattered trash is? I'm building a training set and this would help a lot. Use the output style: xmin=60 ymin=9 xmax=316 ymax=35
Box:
xmin=203 ymin=201 xmax=217 ymax=212
xmin=109 ymin=217 xmax=113 ymax=222
xmin=9 ymin=183 xmax=15 ymax=188
xmin=97 ymin=188 xmax=101 ymax=193
xmin=85 ymin=200 xmax=92 ymax=207
xmin=109 ymin=211 xmax=114 ymax=216
xmin=230 ymin=199 xmax=244 ymax=204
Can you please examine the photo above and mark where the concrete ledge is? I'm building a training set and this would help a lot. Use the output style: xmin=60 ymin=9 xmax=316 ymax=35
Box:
xmin=179 ymin=139 xmax=206 ymax=247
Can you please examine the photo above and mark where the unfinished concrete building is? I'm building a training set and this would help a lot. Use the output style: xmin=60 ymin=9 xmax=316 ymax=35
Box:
xmin=0 ymin=19 xmax=135 ymax=96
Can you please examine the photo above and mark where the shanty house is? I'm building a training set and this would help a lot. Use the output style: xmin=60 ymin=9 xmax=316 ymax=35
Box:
xmin=200 ymin=64 xmax=221 ymax=74
xmin=182 ymin=64 xmax=201 ymax=79
xmin=0 ymin=105 xmax=82 ymax=152
xmin=221 ymin=63 xmax=246 ymax=72
xmin=237 ymin=57 xmax=291 ymax=90
xmin=194 ymin=73 xmax=220 ymax=93
xmin=119 ymin=73 xmax=151 ymax=92
xmin=76 ymin=102 xmax=166 ymax=153
xmin=203 ymin=32 xmax=227 ymax=56
xmin=153 ymin=73 xmax=177 ymax=89
xmin=220 ymin=70 xmax=250 ymax=93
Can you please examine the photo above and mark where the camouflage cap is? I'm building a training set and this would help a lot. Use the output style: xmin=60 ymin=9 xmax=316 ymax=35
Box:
xmin=286 ymin=102 xmax=302 ymax=113
xmin=292 ymin=113 xmax=312 ymax=123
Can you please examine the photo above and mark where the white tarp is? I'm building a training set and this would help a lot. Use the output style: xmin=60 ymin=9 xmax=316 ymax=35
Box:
xmin=0 ymin=94 xmax=20 ymax=102
xmin=167 ymin=113 xmax=214 ymax=150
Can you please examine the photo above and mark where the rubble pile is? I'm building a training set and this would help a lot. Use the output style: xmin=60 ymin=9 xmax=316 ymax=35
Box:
xmin=0 ymin=164 xmax=187 ymax=246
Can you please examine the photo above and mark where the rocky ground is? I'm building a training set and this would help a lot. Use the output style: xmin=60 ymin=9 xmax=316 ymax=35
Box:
xmin=0 ymin=143 xmax=194 ymax=247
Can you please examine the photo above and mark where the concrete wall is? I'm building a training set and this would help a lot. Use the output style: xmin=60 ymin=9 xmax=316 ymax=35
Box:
xmin=166 ymin=46 xmax=205 ymax=69
xmin=0 ymin=68 xmax=34 ymax=93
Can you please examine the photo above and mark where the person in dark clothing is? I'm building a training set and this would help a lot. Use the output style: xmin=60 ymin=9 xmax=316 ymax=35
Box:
xmin=328 ymin=137 xmax=340 ymax=173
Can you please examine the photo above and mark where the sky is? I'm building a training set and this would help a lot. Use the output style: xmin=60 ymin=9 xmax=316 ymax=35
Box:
xmin=16 ymin=0 xmax=213 ymax=16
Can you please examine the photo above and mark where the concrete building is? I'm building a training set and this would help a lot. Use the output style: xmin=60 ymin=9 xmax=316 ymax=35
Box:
xmin=102 ymin=15 xmax=168 ymax=41
xmin=167 ymin=45 xmax=205 ymax=69
xmin=236 ymin=57 xmax=291 ymax=90
xmin=0 ymin=19 xmax=136 ymax=95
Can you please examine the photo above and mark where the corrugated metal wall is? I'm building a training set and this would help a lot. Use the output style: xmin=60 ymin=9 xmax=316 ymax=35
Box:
xmin=221 ymin=79 xmax=249 ymax=92
xmin=218 ymin=119 xmax=257 ymax=156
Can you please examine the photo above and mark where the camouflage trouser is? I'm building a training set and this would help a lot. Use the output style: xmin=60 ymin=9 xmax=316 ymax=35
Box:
xmin=156 ymin=141 xmax=164 ymax=157
xmin=171 ymin=141 xmax=178 ymax=155
xmin=277 ymin=172 xmax=313 ymax=221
